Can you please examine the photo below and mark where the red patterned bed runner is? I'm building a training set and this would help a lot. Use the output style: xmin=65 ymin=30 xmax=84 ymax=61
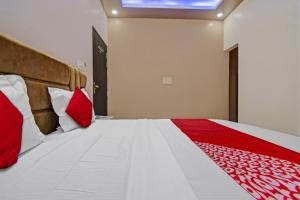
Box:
xmin=172 ymin=119 xmax=300 ymax=200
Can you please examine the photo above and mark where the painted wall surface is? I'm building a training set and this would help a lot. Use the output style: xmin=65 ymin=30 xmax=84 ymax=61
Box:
xmin=224 ymin=0 xmax=299 ymax=136
xmin=108 ymin=18 xmax=229 ymax=119
xmin=298 ymin=1 xmax=300 ymax=136
xmin=0 ymin=0 xmax=108 ymax=98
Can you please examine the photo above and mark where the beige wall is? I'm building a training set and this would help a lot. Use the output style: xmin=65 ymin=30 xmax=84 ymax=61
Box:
xmin=108 ymin=18 xmax=228 ymax=119
xmin=0 ymin=0 xmax=108 ymax=98
xmin=224 ymin=0 xmax=299 ymax=136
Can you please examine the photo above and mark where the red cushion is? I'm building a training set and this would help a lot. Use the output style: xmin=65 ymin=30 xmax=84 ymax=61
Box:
xmin=0 ymin=91 xmax=23 ymax=168
xmin=66 ymin=88 xmax=93 ymax=127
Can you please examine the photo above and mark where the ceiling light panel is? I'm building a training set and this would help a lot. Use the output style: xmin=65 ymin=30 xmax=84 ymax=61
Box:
xmin=121 ymin=0 xmax=224 ymax=10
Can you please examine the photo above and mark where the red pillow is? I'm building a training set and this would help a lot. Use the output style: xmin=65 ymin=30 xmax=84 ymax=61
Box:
xmin=0 ymin=91 xmax=23 ymax=168
xmin=66 ymin=88 xmax=93 ymax=127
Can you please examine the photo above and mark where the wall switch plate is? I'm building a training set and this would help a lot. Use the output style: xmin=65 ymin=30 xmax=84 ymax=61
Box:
xmin=76 ymin=60 xmax=86 ymax=70
xmin=162 ymin=76 xmax=173 ymax=85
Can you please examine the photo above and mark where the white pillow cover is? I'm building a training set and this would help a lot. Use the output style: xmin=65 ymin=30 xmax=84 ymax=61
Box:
xmin=0 ymin=75 xmax=45 ymax=154
xmin=48 ymin=87 xmax=95 ymax=132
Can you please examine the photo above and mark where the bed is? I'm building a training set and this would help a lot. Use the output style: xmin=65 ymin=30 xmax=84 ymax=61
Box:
xmin=1 ymin=119 xmax=299 ymax=200
xmin=0 ymin=35 xmax=299 ymax=200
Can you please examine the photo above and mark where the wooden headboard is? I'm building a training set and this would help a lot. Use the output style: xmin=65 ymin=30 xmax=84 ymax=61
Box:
xmin=0 ymin=34 xmax=87 ymax=134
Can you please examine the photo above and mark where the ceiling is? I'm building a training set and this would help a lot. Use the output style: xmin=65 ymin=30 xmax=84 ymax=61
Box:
xmin=101 ymin=0 xmax=243 ymax=20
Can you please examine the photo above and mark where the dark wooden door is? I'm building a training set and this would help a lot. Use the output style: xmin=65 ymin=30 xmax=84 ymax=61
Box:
xmin=229 ymin=47 xmax=238 ymax=122
xmin=93 ymin=27 xmax=107 ymax=116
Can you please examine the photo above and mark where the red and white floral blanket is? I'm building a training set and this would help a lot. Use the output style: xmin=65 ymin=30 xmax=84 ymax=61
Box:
xmin=172 ymin=119 xmax=300 ymax=200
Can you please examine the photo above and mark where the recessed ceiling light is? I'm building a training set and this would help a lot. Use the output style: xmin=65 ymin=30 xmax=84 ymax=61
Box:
xmin=217 ymin=12 xmax=223 ymax=18
xmin=112 ymin=9 xmax=118 ymax=15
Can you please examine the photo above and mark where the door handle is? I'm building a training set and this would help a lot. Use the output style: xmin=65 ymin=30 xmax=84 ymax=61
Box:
xmin=93 ymin=82 xmax=100 ymax=94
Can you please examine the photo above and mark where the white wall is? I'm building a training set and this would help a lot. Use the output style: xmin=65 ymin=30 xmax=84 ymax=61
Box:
xmin=224 ymin=0 xmax=300 ymax=136
xmin=0 ymin=0 xmax=108 ymax=98
xmin=298 ymin=1 xmax=300 ymax=135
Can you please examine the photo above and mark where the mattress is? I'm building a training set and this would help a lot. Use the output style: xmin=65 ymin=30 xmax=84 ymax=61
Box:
xmin=0 ymin=119 xmax=299 ymax=200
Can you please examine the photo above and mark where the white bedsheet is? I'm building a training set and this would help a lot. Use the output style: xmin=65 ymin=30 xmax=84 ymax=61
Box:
xmin=0 ymin=119 xmax=299 ymax=200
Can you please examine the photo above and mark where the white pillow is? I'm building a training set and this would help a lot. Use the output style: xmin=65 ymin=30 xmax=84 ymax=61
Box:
xmin=0 ymin=75 xmax=45 ymax=154
xmin=48 ymin=87 xmax=95 ymax=132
